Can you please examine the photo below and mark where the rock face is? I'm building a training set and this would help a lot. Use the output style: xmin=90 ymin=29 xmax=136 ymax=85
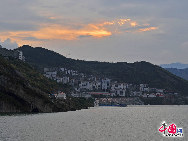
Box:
xmin=0 ymin=101 xmax=21 ymax=113
xmin=0 ymin=83 xmax=55 ymax=113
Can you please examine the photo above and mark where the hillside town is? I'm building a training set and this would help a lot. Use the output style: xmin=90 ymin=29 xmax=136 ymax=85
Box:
xmin=43 ymin=66 xmax=179 ymax=104
xmin=0 ymin=45 xmax=181 ymax=104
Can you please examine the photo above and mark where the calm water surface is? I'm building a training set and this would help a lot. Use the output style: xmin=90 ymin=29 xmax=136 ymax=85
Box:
xmin=0 ymin=106 xmax=187 ymax=141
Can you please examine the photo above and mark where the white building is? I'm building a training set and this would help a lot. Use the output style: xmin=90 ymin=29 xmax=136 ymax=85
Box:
xmin=131 ymin=91 xmax=142 ymax=97
xmin=17 ymin=50 xmax=25 ymax=61
xmin=56 ymin=92 xmax=66 ymax=99
xmin=44 ymin=68 xmax=50 ymax=72
xmin=92 ymin=81 xmax=101 ymax=90
xmin=111 ymin=83 xmax=128 ymax=90
xmin=115 ymin=89 xmax=126 ymax=96
xmin=156 ymin=93 xmax=164 ymax=97
xmin=102 ymin=78 xmax=111 ymax=90
xmin=60 ymin=68 xmax=65 ymax=72
xmin=88 ymin=92 xmax=111 ymax=97
xmin=140 ymin=84 xmax=148 ymax=92
xmin=142 ymin=94 xmax=149 ymax=98
xmin=143 ymin=87 xmax=150 ymax=92
xmin=79 ymin=81 xmax=93 ymax=90
xmin=148 ymin=93 xmax=156 ymax=98
xmin=56 ymin=77 xmax=63 ymax=83
xmin=62 ymin=76 xmax=69 ymax=84
xmin=45 ymin=71 xmax=57 ymax=79
xmin=72 ymin=71 xmax=78 ymax=76
xmin=156 ymin=89 xmax=164 ymax=93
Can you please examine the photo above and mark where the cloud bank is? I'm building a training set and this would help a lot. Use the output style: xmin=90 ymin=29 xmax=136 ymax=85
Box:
xmin=0 ymin=38 xmax=18 ymax=50
xmin=0 ymin=19 xmax=157 ymax=46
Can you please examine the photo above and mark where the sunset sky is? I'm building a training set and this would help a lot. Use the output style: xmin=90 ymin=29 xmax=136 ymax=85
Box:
xmin=0 ymin=0 xmax=188 ymax=64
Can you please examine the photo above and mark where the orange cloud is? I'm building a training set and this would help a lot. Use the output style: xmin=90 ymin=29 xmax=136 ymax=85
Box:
xmin=33 ymin=24 xmax=112 ymax=40
xmin=130 ymin=22 xmax=137 ymax=27
xmin=98 ymin=19 xmax=131 ymax=27
xmin=138 ymin=27 xmax=158 ymax=32
xmin=0 ymin=18 xmax=158 ymax=46
xmin=0 ymin=23 xmax=112 ymax=46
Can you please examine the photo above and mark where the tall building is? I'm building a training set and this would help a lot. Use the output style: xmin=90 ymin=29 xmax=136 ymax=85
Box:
xmin=0 ymin=47 xmax=25 ymax=61
xmin=17 ymin=50 xmax=25 ymax=61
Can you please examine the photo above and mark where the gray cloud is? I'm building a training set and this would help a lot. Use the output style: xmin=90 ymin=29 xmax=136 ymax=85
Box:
xmin=21 ymin=37 xmax=48 ymax=41
xmin=0 ymin=0 xmax=51 ymax=32
xmin=0 ymin=38 xmax=18 ymax=50
xmin=98 ymin=0 xmax=188 ymax=19
xmin=0 ymin=22 xmax=38 ymax=31
xmin=79 ymin=35 xmax=93 ymax=38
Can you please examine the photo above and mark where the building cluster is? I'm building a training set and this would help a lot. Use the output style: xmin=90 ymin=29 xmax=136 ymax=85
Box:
xmin=49 ymin=91 xmax=66 ymax=100
xmin=0 ymin=45 xmax=25 ymax=61
xmin=43 ymin=67 xmax=179 ymax=99
xmin=95 ymin=97 xmax=144 ymax=106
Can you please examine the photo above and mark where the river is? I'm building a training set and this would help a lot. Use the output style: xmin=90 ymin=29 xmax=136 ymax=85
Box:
xmin=0 ymin=105 xmax=187 ymax=141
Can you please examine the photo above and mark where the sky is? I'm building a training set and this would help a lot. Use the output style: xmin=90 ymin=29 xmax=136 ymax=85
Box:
xmin=0 ymin=0 xmax=188 ymax=65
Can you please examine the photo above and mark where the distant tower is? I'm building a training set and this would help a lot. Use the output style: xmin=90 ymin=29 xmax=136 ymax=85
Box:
xmin=17 ymin=50 xmax=25 ymax=61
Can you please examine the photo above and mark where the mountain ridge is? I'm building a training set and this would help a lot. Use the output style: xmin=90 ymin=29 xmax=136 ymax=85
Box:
xmin=165 ymin=68 xmax=188 ymax=81
xmin=161 ymin=63 xmax=188 ymax=69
